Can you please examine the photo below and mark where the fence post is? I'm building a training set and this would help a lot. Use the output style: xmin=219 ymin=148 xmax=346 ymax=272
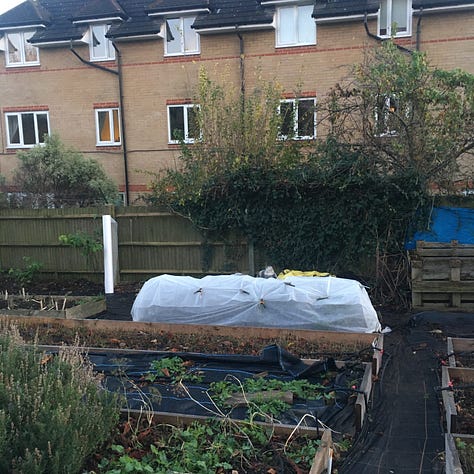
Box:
xmin=103 ymin=215 xmax=119 ymax=294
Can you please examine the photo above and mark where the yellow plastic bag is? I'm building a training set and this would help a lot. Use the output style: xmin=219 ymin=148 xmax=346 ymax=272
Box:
xmin=277 ymin=269 xmax=330 ymax=279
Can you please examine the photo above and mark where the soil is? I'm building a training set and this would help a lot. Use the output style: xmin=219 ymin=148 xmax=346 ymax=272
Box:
xmin=0 ymin=276 xmax=372 ymax=473
xmin=452 ymin=380 xmax=474 ymax=434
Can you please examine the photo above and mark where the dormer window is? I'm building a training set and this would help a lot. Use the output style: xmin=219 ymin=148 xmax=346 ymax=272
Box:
xmin=276 ymin=4 xmax=316 ymax=47
xmin=89 ymin=24 xmax=115 ymax=61
xmin=378 ymin=0 xmax=412 ymax=37
xmin=165 ymin=17 xmax=199 ymax=56
xmin=5 ymin=31 xmax=39 ymax=67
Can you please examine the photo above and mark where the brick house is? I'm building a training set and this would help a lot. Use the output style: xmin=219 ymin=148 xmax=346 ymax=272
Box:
xmin=0 ymin=0 xmax=472 ymax=204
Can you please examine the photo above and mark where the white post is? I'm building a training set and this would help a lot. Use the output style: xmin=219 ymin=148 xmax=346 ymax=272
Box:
xmin=102 ymin=215 xmax=119 ymax=294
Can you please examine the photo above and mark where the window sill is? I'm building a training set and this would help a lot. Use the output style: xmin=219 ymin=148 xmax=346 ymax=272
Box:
xmin=5 ymin=63 xmax=40 ymax=69
xmin=96 ymin=144 xmax=122 ymax=150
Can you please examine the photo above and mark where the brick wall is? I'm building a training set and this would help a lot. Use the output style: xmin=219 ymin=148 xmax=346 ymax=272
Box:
xmin=0 ymin=10 xmax=473 ymax=203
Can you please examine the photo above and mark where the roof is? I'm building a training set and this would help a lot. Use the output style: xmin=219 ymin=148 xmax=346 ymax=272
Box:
xmin=313 ymin=1 xmax=380 ymax=21
xmin=0 ymin=0 xmax=473 ymax=43
xmin=0 ymin=0 xmax=51 ymax=28
xmin=193 ymin=0 xmax=273 ymax=30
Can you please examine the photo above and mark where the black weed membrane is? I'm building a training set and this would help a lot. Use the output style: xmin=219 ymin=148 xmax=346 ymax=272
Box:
xmin=81 ymin=344 xmax=366 ymax=435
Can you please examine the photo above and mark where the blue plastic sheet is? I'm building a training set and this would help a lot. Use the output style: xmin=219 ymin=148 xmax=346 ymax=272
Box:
xmin=406 ymin=206 xmax=474 ymax=249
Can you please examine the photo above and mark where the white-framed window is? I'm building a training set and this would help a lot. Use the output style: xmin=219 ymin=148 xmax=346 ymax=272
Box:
xmin=165 ymin=17 xmax=199 ymax=56
xmin=5 ymin=111 xmax=49 ymax=147
xmin=375 ymin=95 xmax=399 ymax=136
xmin=279 ymin=98 xmax=316 ymax=139
xmin=276 ymin=5 xmax=316 ymax=47
xmin=378 ymin=0 xmax=412 ymax=37
xmin=89 ymin=24 xmax=115 ymax=61
xmin=5 ymin=31 xmax=39 ymax=67
xmin=168 ymin=104 xmax=199 ymax=143
xmin=95 ymin=108 xmax=121 ymax=146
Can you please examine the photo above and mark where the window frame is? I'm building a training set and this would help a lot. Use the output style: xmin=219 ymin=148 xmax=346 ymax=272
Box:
xmin=95 ymin=107 xmax=121 ymax=146
xmin=89 ymin=24 xmax=115 ymax=62
xmin=378 ymin=0 xmax=412 ymax=38
xmin=276 ymin=4 xmax=316 ymax=48
xmin=5 ymin=111 xmax=50 ymax=148
xmin=167 ymin=104 xmax=199 ymax=144
xmin=374 ymin=94 xmax=403 ymax=137
xmin=164 ymin=17 xmax=200 ymax=56
xmin=5 ymin=30 xmax=40 ymax=67
xmin=278 ymin=98 xmax=316 ymax=140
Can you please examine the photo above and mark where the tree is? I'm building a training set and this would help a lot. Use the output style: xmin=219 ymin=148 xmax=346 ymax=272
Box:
xmin=13 ymin=134 xmax=118 ymax=207
xmin=320 ymin=40 xmax=474 ymax=187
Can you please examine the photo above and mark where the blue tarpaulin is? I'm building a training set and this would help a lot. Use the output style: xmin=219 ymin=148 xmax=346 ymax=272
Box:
xmin=406 ymin=206 xmax=474 ymax=249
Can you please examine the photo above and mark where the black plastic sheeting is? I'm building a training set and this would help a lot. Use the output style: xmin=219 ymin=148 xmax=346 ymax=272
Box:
xmin=76 ymin=344 xmax=366 ymax=434
xmin=339 ymin=311 xmax=474 ymax=474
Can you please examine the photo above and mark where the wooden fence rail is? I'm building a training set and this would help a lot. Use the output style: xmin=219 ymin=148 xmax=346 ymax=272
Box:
xmin=0 ymin=207 xmax=259 ymax=282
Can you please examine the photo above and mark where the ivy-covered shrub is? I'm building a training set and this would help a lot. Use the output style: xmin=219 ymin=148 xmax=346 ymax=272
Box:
xmin=149 ymin=139 xmax=429 ymax=279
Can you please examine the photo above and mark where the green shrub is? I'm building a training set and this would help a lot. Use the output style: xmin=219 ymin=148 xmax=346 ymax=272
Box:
xmin=0 ymin=325 xmax=120 ymax=473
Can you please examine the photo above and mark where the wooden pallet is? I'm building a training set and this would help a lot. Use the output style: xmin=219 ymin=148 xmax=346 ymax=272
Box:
xmin=411 ymin=241 xmax=474 ymax=310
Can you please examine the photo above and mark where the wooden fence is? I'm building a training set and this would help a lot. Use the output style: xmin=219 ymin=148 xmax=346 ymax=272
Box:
xmin=0 ymin=207 xmax=260 ymax=282
xmin=410 ymin=240 xmax=474 ymax=310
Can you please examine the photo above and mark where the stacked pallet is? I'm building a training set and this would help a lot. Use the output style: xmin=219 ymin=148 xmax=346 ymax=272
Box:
xmin=411 ymin=241 xmax=474 ymax=310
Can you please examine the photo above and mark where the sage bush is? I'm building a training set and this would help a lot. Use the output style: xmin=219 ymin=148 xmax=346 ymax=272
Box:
xmin=0 ymin=326 xmax=119 ymax=473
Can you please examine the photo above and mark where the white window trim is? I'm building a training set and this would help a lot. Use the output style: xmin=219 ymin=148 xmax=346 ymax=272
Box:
xmin=89 ymin=24 xmax=115 ymax=62
xmin=378 ymin=0 xmax=412 ymax=38
xmin=95 ymin=108 xmax=121 ymax=146
xmin=167 ymin=104 xmax=199 ymax=143
xmin=276 ymin=4 xmax=316 ymax=48
xmin=164 ymin=17 xmax=200 ymax=56
xmin=279 ymin=98 xmax=316 ymax=140
xmin=5 ymin=31 xmax=40 ymax=67
xmin=5 ymin=111 xmax=50 ymax=148
xmin=374 ymin=95 xmax=401 ymax=137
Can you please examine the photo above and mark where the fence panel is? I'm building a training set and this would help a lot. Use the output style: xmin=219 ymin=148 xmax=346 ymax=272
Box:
xmin=115 ymin=207 xmax=250 ymax=279
xmin=0 ymin=207 xmax=253 ymax=282
xmin=0 ymin=207 xmax=112 ymax=277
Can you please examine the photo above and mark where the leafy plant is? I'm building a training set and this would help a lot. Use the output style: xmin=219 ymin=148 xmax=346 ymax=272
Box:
xmin=147 ymin=356 xmax=203 ymax=384
xmin=456 ymin=438 xmax=474 ymax=473
xmin=13 ymin=133 xmax=118 ymax=208
xmin=59 ymin=230 xmax=103 ymax=258
xmin=0 ymin=324 xmax=120 ymax=473
xmin=8 ymin=256 xmax=43 ymax=287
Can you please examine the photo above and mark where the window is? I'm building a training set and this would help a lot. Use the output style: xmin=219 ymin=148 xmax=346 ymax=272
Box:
xmin=279 ymin=98 xmax=316 ymax=139
xmin=375 ymin=95 xmax=399 ymax=136
xmin=95 ymin=108 xmax=121 ymax=146
xmin=168 ymin=105 xmax=199 ymax=143
xmin=165 ymin=17 xmax=199 ymax=55
xmin=90 ymin=24 xmax=115 ymax=61
xmin=276 ymin=5 xmax=316 ymax=47
xmin=379 ymin=0 xmax=411 ymax=37
xmin=5 ymin=111 xmax=49 ymax=147
xmin=5 ymin=31 xmax=39 ymax=66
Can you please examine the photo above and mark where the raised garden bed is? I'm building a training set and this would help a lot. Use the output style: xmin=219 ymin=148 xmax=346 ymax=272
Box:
xmin=448 ymin=338 xmax=474 ymax=368
xmin=441 ymin=366 xmax=474 ymax=434
xmin=1 ymin=314 xmax=382 ymax=473
xmin=445 ymin=434 xmax=474 ymax=474
xmin=39 ymin=343 xmax=373 ymax=474
xmin=0 ymin=294 xmax=106 ymax=319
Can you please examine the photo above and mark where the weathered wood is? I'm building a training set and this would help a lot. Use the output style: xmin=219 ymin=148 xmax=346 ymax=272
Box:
xmin=310 ymin=430 xmax=333 ymax=474
xmin=127 ymin=409 xmax=324 ymax=438
xmin=355 ymin=363 xmax=373 ymax=432
xmin=0 ymin=297 xmax=105 ymax=320
xmin=1 ymin=314 xmax=381 ymax=347
xmin=412 ymin=281 xmax=474 ymax=292
xmin=445 ymin=434 xmax=465 ymax=474
xmin=442 ymin=366 xmax=474 ymax=434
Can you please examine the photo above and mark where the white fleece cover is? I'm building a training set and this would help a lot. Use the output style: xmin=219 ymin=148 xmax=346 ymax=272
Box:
xmin=131 ymin=274 xmax=381 ymax=333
